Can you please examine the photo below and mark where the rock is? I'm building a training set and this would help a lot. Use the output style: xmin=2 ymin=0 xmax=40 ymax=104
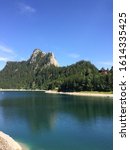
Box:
xmin=45 ymin=52 xmax=59 ymax=67
xmin=29 ymin=49 xmax=59 ymax=67
xmin=29 ymin=48 xmax=46 ymax=64
xmin=0 ymin=131 xmax=22 ymax=150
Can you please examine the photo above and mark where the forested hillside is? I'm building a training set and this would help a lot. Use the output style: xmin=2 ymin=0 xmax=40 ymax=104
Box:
xmin=0 ymin=49 xmax=113 ymax=92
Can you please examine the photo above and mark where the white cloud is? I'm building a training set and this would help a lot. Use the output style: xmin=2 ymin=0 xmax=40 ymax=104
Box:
xmin=68 ymin=53 xmax=80 ymax=59
xmin=19 ymin=3 xmax=36 ymax=14
xmin=0 ymin=57 xmax=8 ymax=62
xmin=0 ymin=44 xmax=16 ymax=63
xmin=0 ymin=45 xmax=14 ymax=54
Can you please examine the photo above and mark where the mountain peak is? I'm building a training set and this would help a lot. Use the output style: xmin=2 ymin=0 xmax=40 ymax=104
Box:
xmin=29 ymin=49 xmax=46 ymax=64
xmin=33 ymin=49 xmax=44 ymax=54
xmin=29 ymin=49 xmax=59 ymax=67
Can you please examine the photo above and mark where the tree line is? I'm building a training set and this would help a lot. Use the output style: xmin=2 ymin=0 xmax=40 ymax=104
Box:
xmin=0 ymin=60 xmax=113 ymax=92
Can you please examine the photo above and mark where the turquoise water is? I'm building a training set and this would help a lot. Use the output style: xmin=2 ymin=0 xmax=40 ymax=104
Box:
xmin=0 ymin=91 xmax=112 ymax=150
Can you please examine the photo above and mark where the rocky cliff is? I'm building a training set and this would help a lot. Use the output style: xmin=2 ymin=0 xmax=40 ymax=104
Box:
xmin=28 ymin=49 xmax=59 ymax=67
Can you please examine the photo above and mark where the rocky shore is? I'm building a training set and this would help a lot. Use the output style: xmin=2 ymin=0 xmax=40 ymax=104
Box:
xmin=0 ymin=131 xmax=29 ymax=150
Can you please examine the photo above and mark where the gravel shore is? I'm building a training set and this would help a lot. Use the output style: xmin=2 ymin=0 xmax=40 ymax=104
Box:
xmin=45 ymin=90 xmax=113 ymax=98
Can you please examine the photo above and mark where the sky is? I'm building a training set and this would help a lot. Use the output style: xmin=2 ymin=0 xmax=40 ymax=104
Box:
xmin=0 ymin=0 xmax=113 ymax=70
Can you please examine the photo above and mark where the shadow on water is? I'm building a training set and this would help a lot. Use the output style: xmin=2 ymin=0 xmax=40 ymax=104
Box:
xmin=0 ymin=91 xmax=112 ymax=132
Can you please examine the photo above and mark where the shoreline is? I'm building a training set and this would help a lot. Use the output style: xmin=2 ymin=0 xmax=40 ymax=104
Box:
xmin=0 ymin=89 xmax=113 ymax=98
xmin=0 ymin=89 xmax=45 ymax=92
xmin=18 ymin=142 xmax=30 ymax=150
xmin=45 ymin=90 xmax=113 ymax=98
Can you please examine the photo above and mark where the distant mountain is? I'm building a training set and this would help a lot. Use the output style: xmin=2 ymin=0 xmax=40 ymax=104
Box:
xmin=0 ymin=49 xmax=59 ymax=89
xmin=0 ymin=49 xmax=113 ymax=91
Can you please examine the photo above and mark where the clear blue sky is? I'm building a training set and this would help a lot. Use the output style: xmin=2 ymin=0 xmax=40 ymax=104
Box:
xmin=0 ymin=0 xmax=112 ymax=70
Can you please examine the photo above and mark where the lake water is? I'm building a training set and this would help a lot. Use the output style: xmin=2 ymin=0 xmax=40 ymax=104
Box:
xmin=0 ymin=91 xmax=113 ymax=150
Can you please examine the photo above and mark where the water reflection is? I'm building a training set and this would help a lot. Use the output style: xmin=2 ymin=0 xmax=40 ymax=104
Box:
xmin=0 ymin=91 xmax=112 ymax=132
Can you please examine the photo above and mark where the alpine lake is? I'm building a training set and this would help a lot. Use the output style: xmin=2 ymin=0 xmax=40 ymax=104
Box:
xmin=0 ymin=91 xmax=113 ymax=150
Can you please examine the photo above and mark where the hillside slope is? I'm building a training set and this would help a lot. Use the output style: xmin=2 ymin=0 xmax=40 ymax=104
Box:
xmin=0 ymin=49 xmax=113 ymax=91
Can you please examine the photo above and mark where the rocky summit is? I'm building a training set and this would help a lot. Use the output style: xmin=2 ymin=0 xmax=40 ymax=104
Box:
xmin=28 ymin=48 xmax=59 ymax=67
xmin=29 ymin=49 xmax=46 ymax=64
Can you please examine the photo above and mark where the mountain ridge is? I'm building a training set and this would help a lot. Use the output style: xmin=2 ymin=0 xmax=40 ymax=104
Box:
xmin=0 ymin=49 xmax=113 ymax=92
xmin=2 ymin=49 xmax=58 ymax=72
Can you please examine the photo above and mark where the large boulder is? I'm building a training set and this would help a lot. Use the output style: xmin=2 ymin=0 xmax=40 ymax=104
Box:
xmin=0 ymin=131 xmax=22 ymax=150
